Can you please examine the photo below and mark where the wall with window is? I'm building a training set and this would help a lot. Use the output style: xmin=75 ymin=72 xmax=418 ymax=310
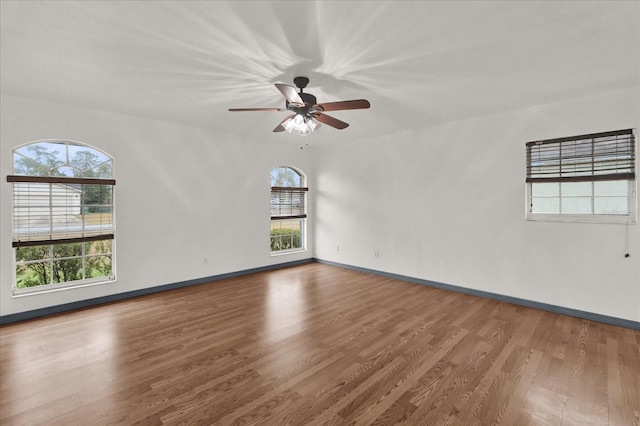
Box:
xmin=312 ymin=87 xmax=639 ymax=322
xmin=0 ymin=93 xmax=312 ymax=317
xmin=2 ymin=89 xmax=637 ymax=323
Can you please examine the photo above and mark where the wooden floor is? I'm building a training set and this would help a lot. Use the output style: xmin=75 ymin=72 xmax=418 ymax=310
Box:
xmin=1 ymin=263 xmax=638 ymax=425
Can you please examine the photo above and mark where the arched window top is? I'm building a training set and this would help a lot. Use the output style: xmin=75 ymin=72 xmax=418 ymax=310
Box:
xmin=270 ymin=166 xmax=305 ymax=187
xmin=13 ymin=140 xmax=113 ymax=178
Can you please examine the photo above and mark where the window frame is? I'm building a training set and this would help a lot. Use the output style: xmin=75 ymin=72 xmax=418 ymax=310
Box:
xmin=525 ymin=129 xmax=637 ymax=224
xmin=8 ymin=140 xmax=116 ymax=295
xmin=270 ymin=166 xmax=308 ymax=255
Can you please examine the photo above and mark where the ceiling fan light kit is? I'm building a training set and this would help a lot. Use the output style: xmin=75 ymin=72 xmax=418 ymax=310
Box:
xmin=283 ymin=114 xmax=321 ymax=136
xmin=229 ymin=76 xmax=370 ymax=136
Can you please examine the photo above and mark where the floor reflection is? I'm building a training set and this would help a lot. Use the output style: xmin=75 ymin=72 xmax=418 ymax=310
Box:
xmin=264 ymin=273 xmax=308 ymax=342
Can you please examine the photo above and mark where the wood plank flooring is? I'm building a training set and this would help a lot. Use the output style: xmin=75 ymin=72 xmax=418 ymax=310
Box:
xmin=1 ymin=263 xmax=638 ymax=425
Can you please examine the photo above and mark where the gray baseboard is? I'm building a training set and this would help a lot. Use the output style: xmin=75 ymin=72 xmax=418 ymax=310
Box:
xmin=0 ymin=259 xmax=312 ymax=325
xmin=313 ymin=258 xmax=640 ymax=331
xmin=2 ymin=257 xmax=638 ymax=330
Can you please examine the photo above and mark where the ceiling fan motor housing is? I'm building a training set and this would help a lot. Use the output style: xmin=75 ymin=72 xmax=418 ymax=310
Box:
xmin=286 ymin=92 xmax=317 ymax=114
xmin=299 ymin=92 xmax=317 ymax=106
xmin=293 ymin=76 xmax=309 ymax=89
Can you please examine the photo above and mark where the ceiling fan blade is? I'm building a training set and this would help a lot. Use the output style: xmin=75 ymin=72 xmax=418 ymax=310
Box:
xmin=314 ymin=113 xmax=349 ymax=130
xmin=273 ymin=114 xmax=295 ymax=132
xmin=314 ymin=99 xmax=370 ymax=112
xmin=228 ymin=107 xmax=286 ymax=112
xmin=275 ymin=83 xmax=304 ymax=106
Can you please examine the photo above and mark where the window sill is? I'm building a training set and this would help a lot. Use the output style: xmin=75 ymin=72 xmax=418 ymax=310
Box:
xmin=12 ymin=277 xmax=116 ymax=298
xmin=526 ymin=213 xmax=637 ymax=225
xmin=270 ymin=248 xmax=307 ymax=257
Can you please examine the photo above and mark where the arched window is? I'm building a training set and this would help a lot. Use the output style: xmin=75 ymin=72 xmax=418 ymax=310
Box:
xmin=7 ymin=140 xmax=115 ymax=293
xmin=270 ymin=166 xmax=307 ymax=254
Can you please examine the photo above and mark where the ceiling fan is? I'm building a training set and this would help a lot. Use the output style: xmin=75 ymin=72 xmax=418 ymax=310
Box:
xmin=228 ymin=76 xmax=371 ymax=135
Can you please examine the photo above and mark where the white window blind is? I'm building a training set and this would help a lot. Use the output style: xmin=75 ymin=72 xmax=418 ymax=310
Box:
xmin=526 ymin=129 xmax=635 ymax=183
xmin=7 ymin=175 xmax=115 ymax=248
xmin=270 ymin=186 xmax=308 ymax=220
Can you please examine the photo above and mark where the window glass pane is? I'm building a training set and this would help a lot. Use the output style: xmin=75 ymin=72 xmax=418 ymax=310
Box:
xmin=561 ymin=197 xmax=592 ymax=214
xmin=14 ymin=141 xmax=114 ymax=178
xmin=52 ymin=259 xmax=83 ymax=283
xmin=16 ymin=245 xmax=51 ymax=262
xmin=15 ymin=246 xmax=52 ymax=289
xmin=87 ymin=239 xmax=112 ymax=255
xmin=270 ymin=219 xmax=303 ymax=251
xmin=531 ymin=198 xmax=559 ymax=214
xmin=561 ymin=182 xmax=592 ymax=197
xmin=83 ymin=185 xmax=114 ymax=233
xmin=83 ymin=185 xmax=113 ymax=209
xmin=86 ymin=255 xmax=112 ymax=279
xmin=14 ymin=241 xmax=113 ymax=290
xmin=16 ymin=261 xmax=51 ymax=289
xmin=85 ymin=241 xmax=113 ymax=278
xmin=14 ymin=142 xmax=66 ymax=176
xmin=531 ymin=183 xmax=559 ymax=197
xmin=68 ymin=146 xmax=111 ymax=177
xmin=56 ymin=166 xmax=76 ymax=177
xmin=270 ymin=167 xmax=302 ymax=187
xmin=594 ymin=180 xmax=628 ymax=196
xmin=594 ymin=197 xmax=629 ymax=215
xmin=52 ymin=242 xmax=83 ymax=258
xmin=52 ymin=243 xmax=84 ymax=283
xmin=85 ymin=209 xmax=114 ymax=233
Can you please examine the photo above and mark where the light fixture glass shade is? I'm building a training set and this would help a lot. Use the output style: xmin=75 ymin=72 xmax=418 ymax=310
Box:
xmin=293 ymin=114 xmax=306 ymax=127
xmin=307 ymin=117 xmax=320 ymax=132
xmin=283 ymin=118 xmax=296 ymax=133
xmin=283 ymin=114 xmax=321 ymax=136
xmin=298 ymin=126 xmax=311 ymax=136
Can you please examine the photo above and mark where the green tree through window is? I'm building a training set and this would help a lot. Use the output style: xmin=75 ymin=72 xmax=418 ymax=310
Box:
xmin=10 ymin=140 xmax=115 ymax=293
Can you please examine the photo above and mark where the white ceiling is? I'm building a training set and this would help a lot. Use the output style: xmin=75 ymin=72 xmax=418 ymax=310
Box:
xmin=1 ymin=1 xmax=639 ymax=145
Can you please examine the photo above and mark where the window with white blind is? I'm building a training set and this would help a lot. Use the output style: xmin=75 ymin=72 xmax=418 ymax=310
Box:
xmin=8 ymin=140 xmax=115 ymax=294
xmin=526 ymin=129 xmax=637 ymax=223
xmin=270 ymin=166 xmax=307 ymax=254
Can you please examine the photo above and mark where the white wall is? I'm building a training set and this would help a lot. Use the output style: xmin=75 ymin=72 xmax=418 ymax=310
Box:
xmin=0 ymin=94 xmax=313 ymax=317
xmin=312 ymin=87 xmax=640 ymax=322
xmin=2 ymin=88 xmax=639 ymax=322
